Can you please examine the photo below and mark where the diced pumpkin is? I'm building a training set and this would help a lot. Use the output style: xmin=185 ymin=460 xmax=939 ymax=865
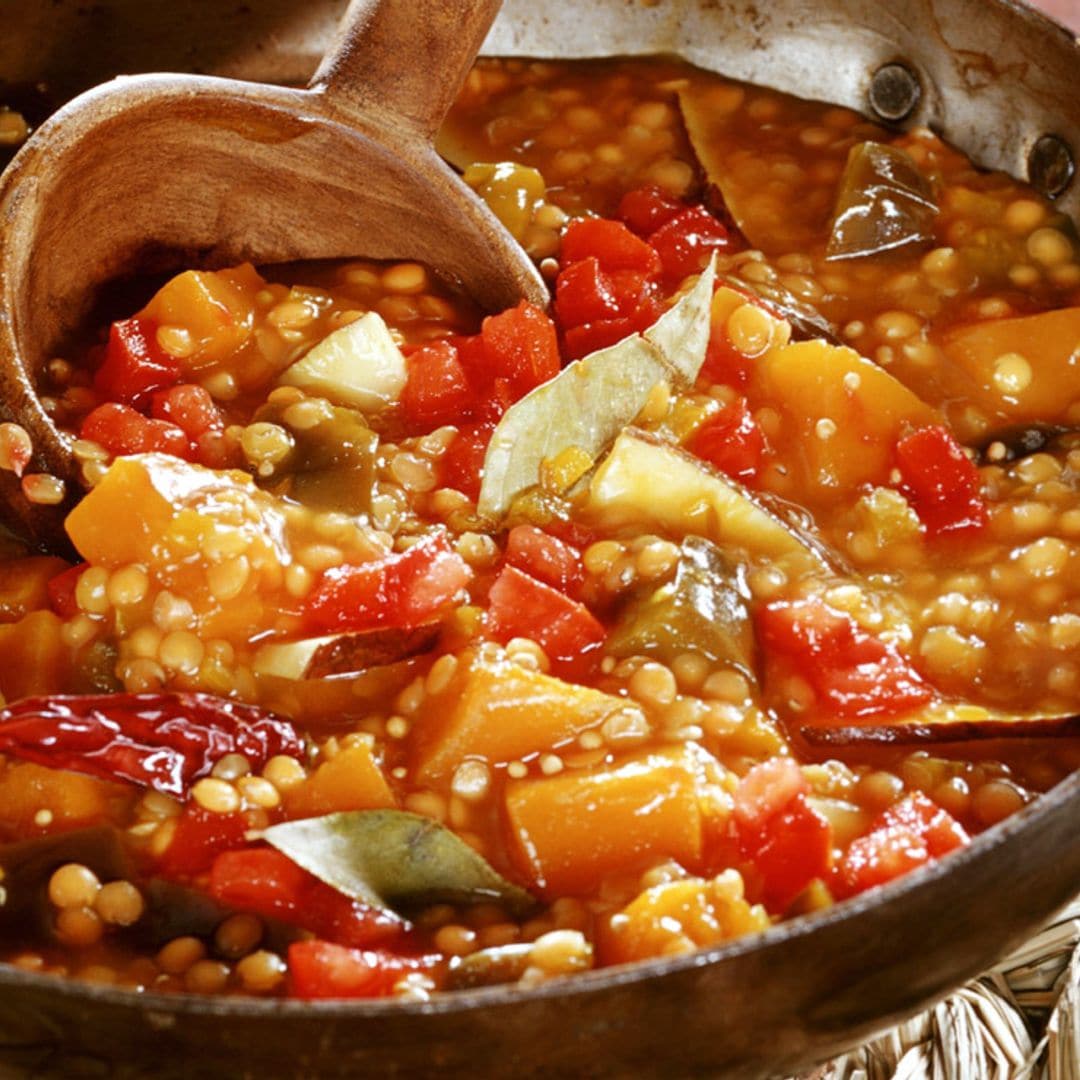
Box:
xmin=0 ymin=611 xmax=72 ymax=703
xmin=0 ymin=557 xmax=69 ymax=624
xmin=284 ymin=744 xmax=396 ymax=818
xmin=411 ymin=649 xmax=628 ymax=784
xmin=0 ymin=762 xmax=130 ymax=836
xmin=141 ymin=265 xmax=263 ymax=370
xmin=938 ymin=307 xmax=1080 ymax=427
xmin=748 ymin=339 xmax=940 ymax=501
xmin=599 ymin=870 xmax=769 ymax=966
xmin=65 ymin=454 xmax=288 ymax=573
xmin=504 ymin=744 xmax=712 ymax=896
xmin=587 ymin=429 xmax=828 ymax=575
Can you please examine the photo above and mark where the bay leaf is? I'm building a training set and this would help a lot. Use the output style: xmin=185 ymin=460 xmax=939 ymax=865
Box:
xmin=261 ymin=809 xmax=535 ymax=917
xmin=642 ymin=261 xmax=716 ymax=382
xmin=478 ymin=257 xmax=716 ymax=519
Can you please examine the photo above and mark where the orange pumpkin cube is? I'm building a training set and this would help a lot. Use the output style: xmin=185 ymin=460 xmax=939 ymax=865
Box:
xmin=504 ymin=744 xmax=715 ymax=897
xmin=284 ymin=743 xmax=396 ymax=818
xmin=412 ymin=649 xmax=628 ymax=784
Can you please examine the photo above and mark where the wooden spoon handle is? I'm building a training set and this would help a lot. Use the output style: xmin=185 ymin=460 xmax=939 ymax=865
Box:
xmin=309 ymin=0 xmax=501 ymax=140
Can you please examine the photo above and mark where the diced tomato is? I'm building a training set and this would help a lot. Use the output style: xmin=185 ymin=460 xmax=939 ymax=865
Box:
xmin=211 ymin=848 xmax=306 ymax=911
xmin=474 ymin=377 xmax=515 ymax=425
xmin=449 ymin=333 xmax=488 ymax=389
xmin=607 ymin=270 xmax=656 ymax=319
xmin=151 ymin=383 xmax=223 ymax=441
xmin=438 ymin=421 xmax=494 ymax=501
xmin=288 ymin=940 xmax=436 ymax=1000
xmin=649 ymin=206 xmax=734 ymax=284
xmin=885 ymin=790 xmax=970 ymax=857
xmin=158 ymin=805 xmax=249 ymax=877
xmin=486 ymin=565 xmax=605 ymax=671
xmin=733 ymin=758 xmax=832 ymax=912
xmin=93 ymin=317 xmax=180 ymax=408
xmin=700 ymin=329 xmax=754 ymax=390
xmin=303 ymin=533 xmax=472 ymax=635
xmin=563 ymin=316 xmax=638 ymax=361
xmin=47 ymin=564 xmax=85 ymax=619
xmin=757 ymin=599 xmax=933 ymax=719
xmin=401 ymin=341 xmax=477 ymax=431
xmin=210 ymin=848 xmax=402 ymax=948
xmin=80 ymin=402 xmax=192 ymax=459
xmin=837 ymin=792 xmax=969 ymax=898
xmin=732 ymin=757 xmax=807 ymax=834
xmin=617 ymin=186 xmax=684 ymax=237
xmin=686 ymin=400 xmax=765 ymax=483
xmin=894 ymin=425 xmax=987 ymax=539
xmin=560 ymin=218 xmax=662 ymax=277
xmin=504 ymin=525 xmax=585 ymax=599
xmin=555 ymin=258 xmax=621 ymax=329
xmin=479 ymin=302 xmax=561 ymax=396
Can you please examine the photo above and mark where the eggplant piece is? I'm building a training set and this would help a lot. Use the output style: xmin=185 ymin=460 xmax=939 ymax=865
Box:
xmin=608 ymin=536 xmax=755 ymax=673
xmin=253 ymin=399 xmax=378 ymax=516
xmin=136 ymin=879 xmax=299 ymax=953
xmin=801 ymin=713 xmax=1080 ymax=747
xmin=446 ymin=943 xmax=534 ymax=990
xmin=976 ymin=423 xmax=1068 ymax=465
xmin=252 ymin=625 xmax=440 ymax=681
xmin=826 ymin=142 xmax=938 ymax=261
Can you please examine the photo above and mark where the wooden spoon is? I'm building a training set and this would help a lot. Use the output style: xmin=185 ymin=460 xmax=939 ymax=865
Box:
xmin=0 ymin=0 xmax=546 ymax=552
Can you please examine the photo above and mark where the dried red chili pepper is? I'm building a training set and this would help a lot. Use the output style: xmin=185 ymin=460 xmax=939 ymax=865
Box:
xmin=0 ymin=692 xmax=303 ymax=797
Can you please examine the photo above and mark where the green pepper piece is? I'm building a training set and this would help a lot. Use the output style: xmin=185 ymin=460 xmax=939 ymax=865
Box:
xmin=607 ymin=535 xmax=755 ymax=673
xmin=255 ymin=400 xmax=378 ymax=515
xmin=826 ymin=142 xmax=937 ymax=261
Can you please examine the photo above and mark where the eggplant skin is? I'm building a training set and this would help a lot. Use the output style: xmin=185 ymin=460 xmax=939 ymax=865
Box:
xmin=801 ymin=713 xmax=1080 ymax=746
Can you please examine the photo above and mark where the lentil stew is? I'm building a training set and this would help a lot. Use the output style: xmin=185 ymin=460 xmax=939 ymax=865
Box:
xmin=0 ymin=55 xmax=1078 ymax=1003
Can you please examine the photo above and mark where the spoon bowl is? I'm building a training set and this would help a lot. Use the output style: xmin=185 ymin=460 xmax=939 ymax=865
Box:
xmin=0 ymin=0 xmax=546 ymax=550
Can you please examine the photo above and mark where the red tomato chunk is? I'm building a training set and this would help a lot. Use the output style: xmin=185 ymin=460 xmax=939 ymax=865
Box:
xmin=757 ymin=599 xmax=932 ymax=720
xmin=486 ymin=565 xmax=605 ymax=670
xmin=560 ymin=218 xmax=662 ymax=277
xmin=734 ymin=758 xmax=833 ymax=912
xmin=93 ymin=317 xmax=179 ymax=408
xmin=504 ymin=525 xmax=585 ymax=598
xmin=894 ymin=425 xmax=988 ymax=539
xmin=81 ymin=402 xmax=191 ymax=459
xmin=686 ymin=400 xmax=765 ymax=483
xmin=211 ymin=849 xmax=402 ymax=948
xmin=837 ymin=793 xmax=970 ymax=898
xmin=288 ymin=940 xmax=438 ymax=1000
xmin=303 ymin=533 xmax=472 ymax=635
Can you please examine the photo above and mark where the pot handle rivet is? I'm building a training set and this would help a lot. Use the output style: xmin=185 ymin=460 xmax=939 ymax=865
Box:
xmin=1028 ymin=135 xmax=1075 ymax=199
xmin=868 ymin=63 xmax=920 ymax=123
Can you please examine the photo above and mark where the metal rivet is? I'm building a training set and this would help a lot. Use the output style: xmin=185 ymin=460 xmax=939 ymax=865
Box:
xmin=1028 ymin=135 xmax=1075 ymax=199
xmin=868 ymin=63 xmax=921 ymax=123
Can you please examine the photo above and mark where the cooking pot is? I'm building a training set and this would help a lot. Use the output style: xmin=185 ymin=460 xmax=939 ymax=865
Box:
xmin=0 ymin=2 xmax=1078 ymax=1076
